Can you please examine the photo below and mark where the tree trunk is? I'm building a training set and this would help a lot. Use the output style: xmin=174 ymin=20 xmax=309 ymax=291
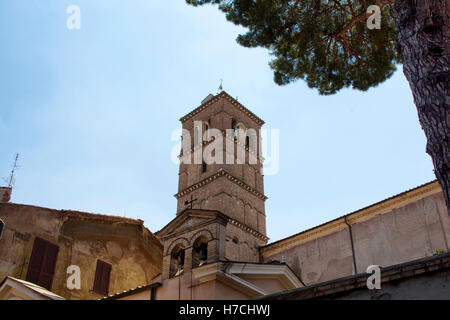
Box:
xmin=391 ymin=0 xmax=450 ymax=216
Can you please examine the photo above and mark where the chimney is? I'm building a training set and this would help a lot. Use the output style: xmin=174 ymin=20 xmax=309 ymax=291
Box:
xmin=0 ymin=187 xmax=12 ymax=203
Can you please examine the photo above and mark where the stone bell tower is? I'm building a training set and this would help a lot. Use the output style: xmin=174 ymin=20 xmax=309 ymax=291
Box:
xmin=175 ymin=91 xmax=267 ymax=236
xmin=157 ymin=91 xmax=269 ymax=281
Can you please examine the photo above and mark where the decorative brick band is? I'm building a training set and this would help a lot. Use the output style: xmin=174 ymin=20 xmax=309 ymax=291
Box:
xmin=227 ymin=218 xmax=269 ymax=242
xmin=174 ymin=169 xmax=268 ymax=201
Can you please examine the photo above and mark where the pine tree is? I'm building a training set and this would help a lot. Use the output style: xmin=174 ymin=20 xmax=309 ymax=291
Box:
xmin=187 ymin=0 xmax=450 ymax=216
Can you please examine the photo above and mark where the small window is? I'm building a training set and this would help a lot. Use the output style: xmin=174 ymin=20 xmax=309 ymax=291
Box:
xmin=205 ymin=120 xmax=210 ymax=140
xmin=246 ymin=136 xmax=250 ymax=148
xmin=194 ymin=126 xmax=201 ymax=146
xmin=26 ymin=237 xmax=59 ymax=290
xmin=0 ymin=218 xmax=4 ymax=240
xmin=202 ymin=161 xmax=207 ymax=173
xmin=192 ymin=237 xmax=208 ymax=268
xmin=93 ymin=260 xmax=112 ymax=296
xmin=170 ymin=245 xmax=185 ymax=277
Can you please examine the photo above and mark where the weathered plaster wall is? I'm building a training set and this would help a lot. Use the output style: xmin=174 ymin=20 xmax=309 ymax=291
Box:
xmin=0 ymin=203 xmax=163 ymax=300
xmin=261 ymin=253 xmax=450 ymax=300
xmin=262 ymin=182 xmax=450 ymax=286
xmin=334 ymin=270 xmax=450 ymax=300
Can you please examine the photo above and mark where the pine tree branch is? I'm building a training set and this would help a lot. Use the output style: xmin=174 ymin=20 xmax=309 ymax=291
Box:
xmin=334 ymin=0 xmax=396 ymax=39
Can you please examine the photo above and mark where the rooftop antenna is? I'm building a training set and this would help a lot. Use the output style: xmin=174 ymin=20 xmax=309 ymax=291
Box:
xmin=3 ymin=153 xmax=19 ymax=189
xmin=218 ymin=79 xmax=223 ymax=93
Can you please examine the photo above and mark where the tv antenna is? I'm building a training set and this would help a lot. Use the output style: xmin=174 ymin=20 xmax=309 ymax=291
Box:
xmin=3 ymin=153 xmax=20 ymax=188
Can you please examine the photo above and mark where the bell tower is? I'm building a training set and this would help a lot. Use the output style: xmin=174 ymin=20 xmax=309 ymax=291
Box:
xmin=175 ymin=91 xmax=267 ymax=236
xmin=157 ymin=91 xmax=269 ymax=281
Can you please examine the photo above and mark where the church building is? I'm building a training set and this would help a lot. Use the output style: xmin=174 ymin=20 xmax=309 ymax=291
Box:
xmin=105 ymin=91 xmax=450 ymax=300
xmin=1 ymin=91 xmax=449 ymax=300
xmin=134 ymin=91 xmax=303 ymax=299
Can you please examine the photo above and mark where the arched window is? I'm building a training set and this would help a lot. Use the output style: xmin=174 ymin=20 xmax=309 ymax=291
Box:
xmin=202 ymin=161 xmax=207 ymax=173
xmin=192 ymin=237 xmax=208 ymax=268
xmin=231 ymin=120 xmax=236 ymax=134
xmin=205 ymin=120 xmax=210 ymax=141
xmin=194 ymin=126 xmax=201 ymax=146
xmin=234 ymin=122 xmax=246 ymax=139
xmin=170 ymin=244 xmax=185 ymax=277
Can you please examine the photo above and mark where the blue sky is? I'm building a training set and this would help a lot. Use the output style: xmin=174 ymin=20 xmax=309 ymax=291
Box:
xmin=0 ymin=1 xmax=435 ymax=242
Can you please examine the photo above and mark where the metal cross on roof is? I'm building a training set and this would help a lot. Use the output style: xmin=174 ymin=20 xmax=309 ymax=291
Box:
xmin=184 ymin=195 xmax=198 ymax=209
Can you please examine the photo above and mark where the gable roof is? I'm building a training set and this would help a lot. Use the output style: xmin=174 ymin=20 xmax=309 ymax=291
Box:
xmin=156 ymin=208 xmax=269 ymax=242
xmin=0 ymin=276 xmax=65 ymax=300
xmin=156 ymin=208 xmax=228 ymax=240
xmin=179 ymin=91 xmax=265 ymax=126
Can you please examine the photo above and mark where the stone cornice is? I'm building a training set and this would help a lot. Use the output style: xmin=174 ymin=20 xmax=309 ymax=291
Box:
xmin=174 ymin=169 xmax=268 ymax=201
xmin=179 ymin=91 xmax=265 ymax=126
xmin=156 ymin=209 xmax=228 ymax=239
xmin=228 ymin=218 xmax=269 ymax=242
xmin=191 ymin=262 xmax=267 ymax=297
xmin=227 ymin=262 xmax=303 ymax=289
xmin=261 ymin=180 xmax=442 ymax=257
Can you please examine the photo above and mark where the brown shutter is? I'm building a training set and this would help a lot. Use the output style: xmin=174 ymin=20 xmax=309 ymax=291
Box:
xmin=26 ymin=238 xmax=46 ymax=284
xmin=101 ymin=262 xmax=111 ymax=295
xmin=0 ymin=218 xmax=4 ymax=240
xmin=93 ymin=260 xmax=103 ymax=294
xmin=26 ymin=237 xmax=59 ymax=290
xmin=93 ymin=260 xmax=111 ymax=296
xmin=39 ymin=242 xmax=59 ymax=290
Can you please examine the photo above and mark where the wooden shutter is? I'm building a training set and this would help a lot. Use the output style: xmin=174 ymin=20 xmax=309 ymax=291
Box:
xmin=26 ymin=237 xmax=59 ymax=290
xmin=93 ymin=260 xmax=112 ymax=296
xmin=0 ymin=218 xmax=4 ymax=240
xmin=39 ymin=242 xmax=59 ymax=290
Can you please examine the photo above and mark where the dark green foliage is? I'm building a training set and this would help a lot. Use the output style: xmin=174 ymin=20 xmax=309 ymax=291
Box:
xmin=186 ymin=0 xmax=401 ymax=95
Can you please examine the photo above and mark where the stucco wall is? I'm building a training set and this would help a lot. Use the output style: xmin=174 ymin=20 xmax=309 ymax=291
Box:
xmin=262 ymin=182 xmax=450 ymax=285
xmin=260 ymin=252 xmax=450 ymax=300
xmin=0 ymin=203 xmax=162 ymax=300
xmin=334 ymin=270 xmax=450 ymax=300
